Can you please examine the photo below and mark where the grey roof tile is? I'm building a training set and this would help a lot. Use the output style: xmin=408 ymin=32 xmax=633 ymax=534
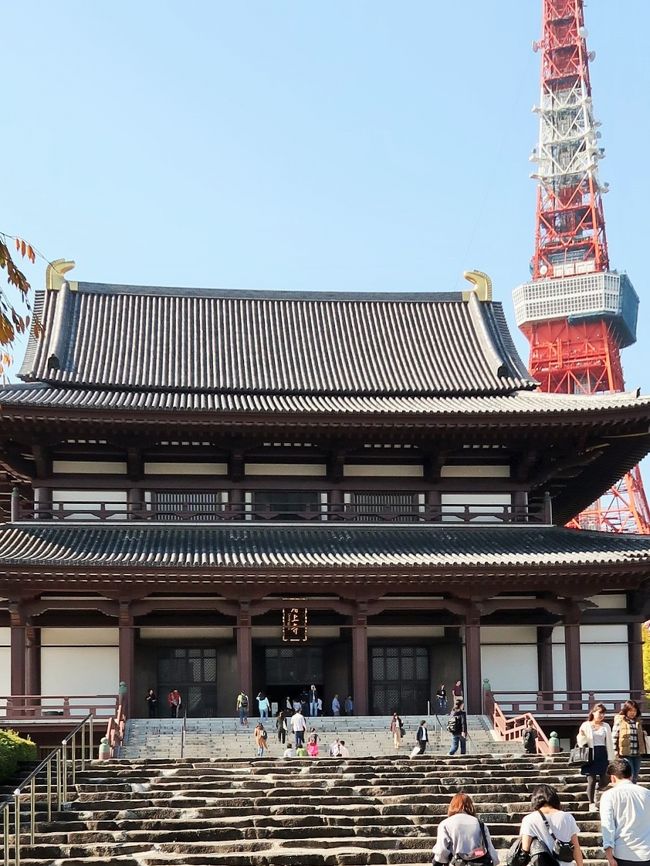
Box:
xmin=0 ymin=523 xmax=649 ymax=570
xmin=20 ymin=283 xmax=535 ymax=396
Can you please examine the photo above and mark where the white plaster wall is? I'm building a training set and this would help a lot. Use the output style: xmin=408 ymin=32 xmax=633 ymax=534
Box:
xmin=144 ymin=462 xmax=227 ymax=475
xmin=480 ymin=626 xmax=538 ymax=691
xmin=245 ymin=463 xmax=327 ymax=476
xmin=41 ymin=627 xmax=118 ymax=646
xmin=51 ymin=490 xmax=127 ymax=519
xmin=53 ymin=461 xmax=127 ymax=474
xmin=344 ymin=464 xmax=424 ymax=477
xmin=441 ymin=492 xmax=512 ymax=522
xmin=139 ymin=627 xmax=233 ymax=640
xmin=586 ymin=594 xmax=627 ymax=610
xmin=41 ymin=647 xmax=119 ymax=696
xmin=580 ymin=625 xmax=629 ymax=692
xmin=552 ymin=626 xmax=567 ymax=691
xmin=441 ymin=465 xmax=511 ymax=478
xmin=368 ymin=626 xmax=445 ymax=638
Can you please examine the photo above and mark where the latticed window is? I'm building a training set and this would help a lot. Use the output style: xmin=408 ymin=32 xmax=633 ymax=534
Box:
xmin=345 ymin=492 xmax=424 ymax=522
xmin=371 ymin=646 xmax=430 ymax=715
xmin=150 ymin=490 xmax=227 ymax=520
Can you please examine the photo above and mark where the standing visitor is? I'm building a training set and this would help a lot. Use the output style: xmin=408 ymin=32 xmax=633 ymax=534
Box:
xmin=390 ymin=712 xmax=404 ymax=751
xmin=612 ymin=700 xmax=647 ymax=783
xmin=452 ymin=680 xmax=463 ymax=703
xmin=307 ymin=729 xmax=319 ymax=756
xmin=345 ymin=695 xmax=354 ymax=716
xmin=600 ymin=758 xmax=650 ymax=866
xmin=415 ymin=719 xmax=429 ymax=755
xmin=309 ymin=684 xmax=318 ymax=717
xmin=291 ymin=705 xmax=307 ymax=747
xmin=523 ymin=718 xmax=539 ymax=754
xmin=436 ymin=683 xmax=447 ymax=713
xmin=448 ymin=700 xmax=468 ymax=755
xmin=236 ymin=690 xmax=249 ymax=726
xmin=577 ymin=702 xmax=615 ymax=810
xmin=432 ymin=792 xmax=499 ymax=866
xmin=276 ymin=710 xmax=288 ymax=745
xmin=256 ymin=691 xmax=270 ymax=719
xmin=145 ymin=688 xmax=158 ymax=718
xmin=518 ymin=785 xmax=583 ymax=866
xmin=332 ymin=694 xmax=341 ymax=716
xmin=168 ymin=688 xmax=182 ymax=718
xmin=254 ymin=722 xmax=268 ymax=757
xmin=317 ymin=696 xmax=323 ymax=716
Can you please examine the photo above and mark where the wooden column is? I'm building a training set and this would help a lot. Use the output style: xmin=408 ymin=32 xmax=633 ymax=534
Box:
xmin=236 ymin=603 xmax=253 ymax=700
xmin=629 ymin=622 xmax=644 ymax=697
xmin=564 ymin=607 xmax=582 ymax=705
xmin=9 ymin=603 xmax=26 ymax=698
xmin=352 ymin=604 xmax=369 ymax=715
xmin=118 ymin=602 xmax=134 ymax=709
xmin=464 ymin=611 xmax=482 ymax=714
xmin=537 ymin=626 xmax=554 ymax=695
xmin=25 ymin=620 xmax=41 ymax=697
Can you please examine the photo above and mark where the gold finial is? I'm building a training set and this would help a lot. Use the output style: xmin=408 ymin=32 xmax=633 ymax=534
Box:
xmin=46 ymin=259 xmax=77 ymax=291
xmin=462 ymin=270 xmax=493 ymax=302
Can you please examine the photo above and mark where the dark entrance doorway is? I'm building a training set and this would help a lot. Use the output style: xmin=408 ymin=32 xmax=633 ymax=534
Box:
xmin=370 ymin=646 xmax=430 ymax=715
xmin=264 ymin=646 xmax=323 ymax=710
xmin=157 ymin=647 xmax=218 ymax=717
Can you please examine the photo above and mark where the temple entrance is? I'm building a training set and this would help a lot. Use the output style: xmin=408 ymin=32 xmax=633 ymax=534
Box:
xmin=370 ymin=645 xmax=429 ymax=715
xmin=157 ymin=647 xmax=218 ymax=717
xmin=263 ymin=645 xmax=323 ymax=710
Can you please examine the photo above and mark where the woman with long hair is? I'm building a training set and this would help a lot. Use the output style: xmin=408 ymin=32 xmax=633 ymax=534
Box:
xmin=432 ymin=792 xmax=499 ymax=866
xmin=612 ymin=699 xmax=647 ymax=783
xmin=390 ymin=712 xmax=403 ymax=751
xmin=518 ymin=785 xmax=583 ymax=866
xmin=576 ymin=703 xmax=615 ymax=810
xmin=276 ymin=710 xmax=288 ymax=745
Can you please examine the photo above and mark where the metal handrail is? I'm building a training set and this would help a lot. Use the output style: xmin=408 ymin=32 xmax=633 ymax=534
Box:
xmin=1 ymin=714 xmax=94 ymax=866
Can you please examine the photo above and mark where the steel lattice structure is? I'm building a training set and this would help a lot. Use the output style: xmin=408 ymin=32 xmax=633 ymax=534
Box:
xmin=513 ymin=0 xmax=650 ymax=533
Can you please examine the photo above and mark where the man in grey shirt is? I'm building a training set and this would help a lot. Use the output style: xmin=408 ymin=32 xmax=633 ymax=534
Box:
xmin=600 ymin=759 xmax=650 ymax=866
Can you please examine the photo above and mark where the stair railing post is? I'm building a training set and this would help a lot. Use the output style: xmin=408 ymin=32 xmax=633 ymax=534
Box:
xmin=89 ymin=715 xmax=94 ymax=763
xmin=46 ymin=759 xmax=52 ymax=822
xmin=13 ymin=789 xmax=21 ymax=866
xmin=30 ymin=777 xmax=35 ymax=846
xmin=61 ymin=740 xmax=68 ymax=804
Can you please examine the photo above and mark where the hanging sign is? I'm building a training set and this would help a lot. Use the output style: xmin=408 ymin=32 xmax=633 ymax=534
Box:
xmin=282 ymin=607 xmax=308 ymax=643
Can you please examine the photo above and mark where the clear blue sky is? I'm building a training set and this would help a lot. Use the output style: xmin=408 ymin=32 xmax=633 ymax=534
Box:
xmin=3 ymin=1 xmax=650 ymax=395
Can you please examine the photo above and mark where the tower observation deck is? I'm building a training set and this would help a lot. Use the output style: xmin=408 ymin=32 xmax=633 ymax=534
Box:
xmin=513 ymin=0 xmax=650 ymax=533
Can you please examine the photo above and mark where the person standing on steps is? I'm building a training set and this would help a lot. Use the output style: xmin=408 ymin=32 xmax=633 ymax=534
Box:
xmin=436 ymin=683 xmax=447 ymax=713
xmin=344 ymin=695 xmax=354 ymax=716
xmin=291 ymin=705 xmax=307 ymax=747
xmin=577 ymin=702 xmax=615 ymax=810
xmin=236 ymin=690 xmax=249 ymax=726
xmin=168 ymin=688 xmax=182 ymax=718
xmin=331 ymin=694 xmax=341 ymax=716
xmin=523 ymin=718 xmax=538 ymax=755
xmin=415 ymin=719 xmax=429 ymax=755
xmin=448 ymin=699 xmax=468 ymax=755
xmin=518 ymin=785 xmax=583 ymax=866
xmin=600 ymin=758 xmax=650 ymax=866
xmin=276 ymin=710 xmax=288 ymax=745
xmin=432 ymin=792 xmax=499 ymax=866
xmin=256 ymin=691 xmax=270 ymax=719
xmin=145 ymin=688 xmax=158 ymax=718
xmin=309 ymin=684 xmax=318 ymax=717
xmin=254 ymin=722 xmax=268 ymax=757
xmin=390 ymin=712 xmax=404 ymax=751
xmin=612 ymin=700 xmax=647 ymax=784
xmin=452 ymin=680 xmax=463 ymax=704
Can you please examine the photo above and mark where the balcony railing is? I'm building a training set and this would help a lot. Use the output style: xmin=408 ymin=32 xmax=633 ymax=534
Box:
xmin=9 ymin=496 xmax=552 ymax=525
xmin=485 ymin=689 xmax=649 ymax=718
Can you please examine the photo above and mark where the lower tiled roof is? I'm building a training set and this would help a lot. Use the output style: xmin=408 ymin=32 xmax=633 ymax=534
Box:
xmin=0 ymin=522 xmax=649 ymax=570
xmin=1 ymin=385 xmax=649 ymax=417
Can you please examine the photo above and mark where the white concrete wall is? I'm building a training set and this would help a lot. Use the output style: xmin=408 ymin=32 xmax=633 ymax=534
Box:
xmin=441 ymin=492 xmax=512 ymax=522
xmin=480 ymin=626 xmax=538 ymax=692
xmin=344 ymin=464 xmax=424 ymax=477
xmin=144 ymin=462 xmax=227 ymax=475
xmin=441 ymin=465 xmax=511 ymax=478
xmin=245 ymin=463 xmax=327 ymax=476
xmin=551 ymin=626 xmax=567 ymax=691
xmin=40 ymin=627 xmax=119 ymax=698
xmin=53 ymin=460 xmax=127 ymax=474
xmin=51 ymin=489 xmax=127 ymax=519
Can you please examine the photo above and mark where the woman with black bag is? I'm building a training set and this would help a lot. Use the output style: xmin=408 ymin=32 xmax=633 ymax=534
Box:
xmin=576 ymin=703 xmax=615 ymax=810
xmin=390 ymin=712 xmax=404 ymax=751
xmin=517 ymin=785 xmax=583 ymax=866
xmin=433 ymin=792 xmax=499 ymax=866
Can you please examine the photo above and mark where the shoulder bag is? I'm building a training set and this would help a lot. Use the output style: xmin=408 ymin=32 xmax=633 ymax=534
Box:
xmin=568 ymin=744 xmax=590 ymax=765
xmin=505 ymin=839 xmax=530 ymax=866
xmin=536 ymin=810 xmax=574 ymax=863
xmin=450 ymin=820 xmax=493 ymax=866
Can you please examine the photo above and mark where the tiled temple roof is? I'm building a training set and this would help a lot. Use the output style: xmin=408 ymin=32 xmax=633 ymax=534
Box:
xmin=1 ymin=522 xmax=649 ymax=571
xmin=17 ymin=282 xmax=535 ymax=397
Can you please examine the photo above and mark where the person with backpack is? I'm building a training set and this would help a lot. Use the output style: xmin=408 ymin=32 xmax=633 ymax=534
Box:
xmin=432 ymin=792 xmax=498 ymax=866
xmin=254 ymin=722 xmax=269 ymax=757
xmin=518 ymin=785 xmax=583 ymax=866
xmin=236 ymin=690 xmax=249 ymax=726
xmin=523 ymin=718 xmax=539 ymax=755
xmin=448 ymin=699 xmax=468 ymax=755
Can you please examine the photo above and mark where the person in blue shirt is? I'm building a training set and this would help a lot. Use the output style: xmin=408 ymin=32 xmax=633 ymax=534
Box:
xmin=331 ymin=694 xmax=341 ymax=716
xmin=344 ymin=695 xmax=354 ymax=715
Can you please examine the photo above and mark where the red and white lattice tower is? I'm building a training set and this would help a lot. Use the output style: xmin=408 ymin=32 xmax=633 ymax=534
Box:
xmin=513 ymin=0 xmax=650 ymax=533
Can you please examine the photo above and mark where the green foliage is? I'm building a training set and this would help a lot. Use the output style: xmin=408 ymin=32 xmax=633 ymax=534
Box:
xmin=0 ymin=728 xmax=37 ymax=783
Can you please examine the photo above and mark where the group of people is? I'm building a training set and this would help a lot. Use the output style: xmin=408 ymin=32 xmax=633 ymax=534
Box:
xmin=235 ymin=686 xmax=353 ymax=725
xmin=389 ymin=696 xmax=469 ymax=757
xmin=145 ymin=688 xmax=182 ymax=718
xmin=252 ymin=713 xmax=350 ymax=759
xmin=432 ymin=760 xmax=650 ymax=866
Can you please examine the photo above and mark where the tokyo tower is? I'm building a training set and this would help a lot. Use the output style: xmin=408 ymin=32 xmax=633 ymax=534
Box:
xmin=513 ymin=0 xmax=650 ymax=534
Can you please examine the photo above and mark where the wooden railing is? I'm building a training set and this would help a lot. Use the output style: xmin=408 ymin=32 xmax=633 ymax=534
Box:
xmin=492 ymin=701 xmax=552 ymax=755
xmin=0 ymin=694 xmax=119 ymax=720
xmin=485 ymin=689 xmax=648 ymax=717
xmin=105 ymin=695 xmax=127 ymax=758
xmin=12 ymin=495 xmax=551 ymax=525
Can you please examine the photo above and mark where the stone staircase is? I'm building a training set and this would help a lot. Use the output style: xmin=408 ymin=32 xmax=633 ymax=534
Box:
xmin=122 ymin=715 xmax=512 ymax=759
xmin=7 ymin=753 xmax=623 ymax=866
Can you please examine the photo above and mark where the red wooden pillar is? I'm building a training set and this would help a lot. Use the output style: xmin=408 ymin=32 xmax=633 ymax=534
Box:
xmin=118 ymin=602 xmax=134 ymax=710
xmin=9 ymin=603 xmax=26 ymax=700
xmin=352 ymin=604 xmax=369 ymax=715
xmin=537 ymin=626 xmax=554 ymax=694
xmin=464 ymin=612 xmax=482 ymax=714
xmin=25 ymin=620 xmax=41 ymax=697
xmin=237 ymin=602 xmax=253 ymax=701
xmin=629 ymin=622 xmax=643 ymax=697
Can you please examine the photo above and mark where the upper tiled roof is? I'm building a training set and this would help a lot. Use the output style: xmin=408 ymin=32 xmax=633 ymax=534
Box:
xmin=0 ymin=522 xmax=649 ymax=571
xmin=19 ymin=281 xmax=535 ymax=397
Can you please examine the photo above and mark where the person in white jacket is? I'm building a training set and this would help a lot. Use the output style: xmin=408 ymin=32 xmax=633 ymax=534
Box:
xmin=576 ymin=703 xmax=615 ymax=811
